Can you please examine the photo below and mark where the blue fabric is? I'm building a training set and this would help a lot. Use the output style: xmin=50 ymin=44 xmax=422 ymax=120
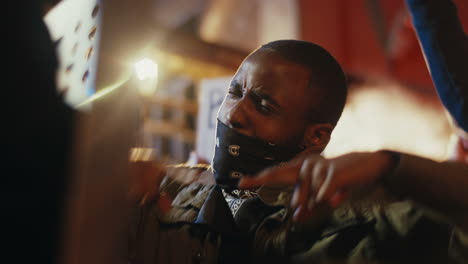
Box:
xmin=406 ymin=0 xmax=468 ymax=132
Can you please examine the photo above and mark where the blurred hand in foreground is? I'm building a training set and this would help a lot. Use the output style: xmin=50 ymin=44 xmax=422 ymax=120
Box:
xmin=238 ymin=151 xmax=396 ymax=222
xmin=128 ymin=148 xmax=171 ymax=213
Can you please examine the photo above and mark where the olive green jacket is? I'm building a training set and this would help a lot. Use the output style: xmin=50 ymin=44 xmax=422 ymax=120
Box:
xmin=127 ymin=161 xmax=467 ymax=264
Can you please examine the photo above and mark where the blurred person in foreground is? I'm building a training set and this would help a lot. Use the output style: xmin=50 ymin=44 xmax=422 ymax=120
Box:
xmin=6 ymin=1 xmax=74 ymax=263
xmin=406 ymin=0 xmax=468 ymax=162
xmin=126 ymin=40 xmax=347 ymax=264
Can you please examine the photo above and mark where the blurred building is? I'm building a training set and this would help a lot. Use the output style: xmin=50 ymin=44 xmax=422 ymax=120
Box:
xmin=47 ymin=0 xmax=468 ymax=162
xmin=142 ymin=0 xmax=467 ymax=161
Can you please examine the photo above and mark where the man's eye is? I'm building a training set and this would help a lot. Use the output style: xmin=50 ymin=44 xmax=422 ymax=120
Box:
xmin=257 ymin=99 xmax=273 ymax=114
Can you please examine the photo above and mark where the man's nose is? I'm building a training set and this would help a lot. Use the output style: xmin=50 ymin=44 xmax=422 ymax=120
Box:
xmin=225 ymin=100 xmax=253 ymax=136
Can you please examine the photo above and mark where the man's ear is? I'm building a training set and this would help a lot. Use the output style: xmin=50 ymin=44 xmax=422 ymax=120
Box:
xmin=302 ymin=123 xmax=334 ymax=150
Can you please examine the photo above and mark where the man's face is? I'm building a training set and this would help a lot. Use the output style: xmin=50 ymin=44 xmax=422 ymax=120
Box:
xmin=217 ymin=50 xmax=315 ymax=146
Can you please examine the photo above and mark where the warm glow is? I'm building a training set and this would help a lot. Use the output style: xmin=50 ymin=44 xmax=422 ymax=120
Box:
xmin=323 ymin=81 xmax=454 ymax=161
xmin=134 ymin=58 xmax=159 ymax=81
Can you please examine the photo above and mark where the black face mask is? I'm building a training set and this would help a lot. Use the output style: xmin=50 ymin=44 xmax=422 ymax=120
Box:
xmin=212 ymin=119 xmax=304 ymax=188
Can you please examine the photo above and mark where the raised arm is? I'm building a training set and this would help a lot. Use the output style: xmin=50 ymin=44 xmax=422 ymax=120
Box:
xmin=239 ymin=151 xmax=468 ymax=231
xmin=406 ymin=0 xmax=468 ymax=131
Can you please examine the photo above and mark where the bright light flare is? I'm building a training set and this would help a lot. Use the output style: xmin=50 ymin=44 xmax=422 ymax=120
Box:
xmin=75 ymin=77 xmax=129 ymax=108
xmin=134 ymin=58 xmax=158 ymax=81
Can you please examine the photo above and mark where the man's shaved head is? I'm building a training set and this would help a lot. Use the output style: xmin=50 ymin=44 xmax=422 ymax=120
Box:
xmin=258 ymin=40 xmax=347 ymax=125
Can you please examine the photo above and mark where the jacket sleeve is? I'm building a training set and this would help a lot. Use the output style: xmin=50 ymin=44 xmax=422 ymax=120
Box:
xmin=406 ymin=0 xmax=468 ymax=132
xmin=127 ymin=202 xmax=160 ymax=264
xmin=383 ymin=153 xmax=468 ymax=232
xmin=253 ymin=206 xmax=331 ymax=260
xmin=126 ymin=173 xmax=186 ymax=264
xmin=372 ymin=200 xmax=467 ymax=264
xmin=450 ymin=227 xmax=468 ymax=263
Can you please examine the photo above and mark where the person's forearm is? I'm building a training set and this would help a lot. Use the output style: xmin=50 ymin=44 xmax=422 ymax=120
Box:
xmin=383 ymin=152 xmax=468 ymax=230
xmin=406 ymin=0 xmax=468 ymax=131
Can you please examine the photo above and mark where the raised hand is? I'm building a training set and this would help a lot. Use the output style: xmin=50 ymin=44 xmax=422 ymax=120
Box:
xmin=128 ymin=148 xmax=172 ymax=213
xmin=239 ymin=151 xmax=396 ymax=222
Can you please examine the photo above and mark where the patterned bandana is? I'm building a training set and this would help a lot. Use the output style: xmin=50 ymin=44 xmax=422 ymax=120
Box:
xmin=222 ymin=189 xmax=258 ymax=216
xmin=212 ymin=119 xmax=304 ymax=188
